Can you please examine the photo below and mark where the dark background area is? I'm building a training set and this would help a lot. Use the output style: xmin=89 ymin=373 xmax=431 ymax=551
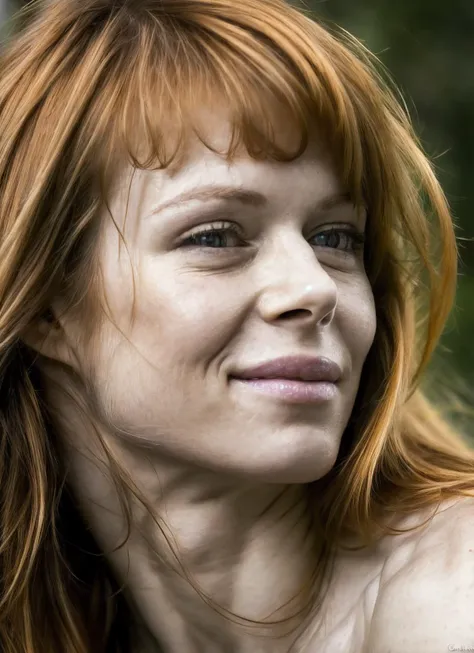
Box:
xmin=2 ymin=0 xmax=473 ymax=434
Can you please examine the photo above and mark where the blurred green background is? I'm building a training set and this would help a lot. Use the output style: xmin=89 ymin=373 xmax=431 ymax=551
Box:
xmin=1 ymin=0 xmax=473 ymax=435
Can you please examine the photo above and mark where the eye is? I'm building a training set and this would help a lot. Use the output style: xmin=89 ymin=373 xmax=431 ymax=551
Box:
xmin=178 ymin=222 xmax=366 ymax=254
xmin=310 ymin=227 xmax=366 ymax=252
xmin=178 ymin=222 xmax=244 ymax=249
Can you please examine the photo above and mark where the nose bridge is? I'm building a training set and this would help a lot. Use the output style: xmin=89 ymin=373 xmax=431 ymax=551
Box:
xmin=256 ymin=230 xmax=338 ymax=322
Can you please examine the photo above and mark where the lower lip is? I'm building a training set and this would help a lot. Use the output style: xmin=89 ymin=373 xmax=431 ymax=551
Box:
xmin=230 ymin=378 xmax=338 ymax=404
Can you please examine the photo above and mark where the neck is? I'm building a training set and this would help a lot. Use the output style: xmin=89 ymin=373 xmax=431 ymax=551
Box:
xmin=67 ymin=443 xmax=319 ymax=652
xmin=46 ymin=376 xmax=321 ymax=653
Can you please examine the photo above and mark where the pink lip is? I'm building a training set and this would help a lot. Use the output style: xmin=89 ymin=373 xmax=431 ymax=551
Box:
xmin=231 ymin=378 xmax=338 ymax=404
xmin=231 ymin=355 xmax=342 ymax=383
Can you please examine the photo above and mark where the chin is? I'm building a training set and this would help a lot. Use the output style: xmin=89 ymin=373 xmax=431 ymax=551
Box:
xmin=213 ymin=446 xmax=339 ymax=485
xmin=245 ymin=464 xmax=336 ymax=485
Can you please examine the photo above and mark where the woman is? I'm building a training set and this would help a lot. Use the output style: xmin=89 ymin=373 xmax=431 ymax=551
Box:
xmin=0 ymin=0 xmax=473 ymax=651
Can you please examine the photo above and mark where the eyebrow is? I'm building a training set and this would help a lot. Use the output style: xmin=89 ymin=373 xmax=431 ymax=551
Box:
xmin=146 ymin=185 xmax=354 ymax=219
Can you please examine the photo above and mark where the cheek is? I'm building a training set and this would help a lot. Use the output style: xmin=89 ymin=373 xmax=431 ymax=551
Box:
xmin=339 ymin=280 xmax=377 ymax=366
xmin=91 ymin=272 xmax=236 ymax=404
xmin=97 ymin=252 xmax=229 ymax=364
xmin=132 ymin=267 xmax=248 ymax=363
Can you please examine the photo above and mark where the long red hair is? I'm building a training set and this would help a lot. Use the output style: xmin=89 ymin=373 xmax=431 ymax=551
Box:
xmin=0 ymin=0 xmax=473 ymax=651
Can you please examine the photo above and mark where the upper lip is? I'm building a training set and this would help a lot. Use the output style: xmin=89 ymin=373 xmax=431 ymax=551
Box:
xmin=231 ymin=355 xmax=342 ymax=383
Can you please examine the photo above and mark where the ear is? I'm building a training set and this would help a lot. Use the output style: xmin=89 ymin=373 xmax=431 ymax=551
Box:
xmin=21 ymin=308 xmax=77 ymax=369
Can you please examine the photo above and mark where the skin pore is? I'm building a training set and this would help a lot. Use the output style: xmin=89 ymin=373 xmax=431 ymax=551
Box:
xmin=31 ymin=108 xmax=377 ymax=652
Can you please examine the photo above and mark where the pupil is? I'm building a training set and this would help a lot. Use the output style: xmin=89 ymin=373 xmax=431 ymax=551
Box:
xmin=316 ymin=232 xmax=341 ymax=248
xmin=202 ymin=233 xmax=223 ymax=247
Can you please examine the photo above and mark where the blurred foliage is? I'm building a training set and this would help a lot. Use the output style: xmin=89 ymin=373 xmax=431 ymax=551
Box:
xmin=2 ymin=0 xmax=473 ymax=432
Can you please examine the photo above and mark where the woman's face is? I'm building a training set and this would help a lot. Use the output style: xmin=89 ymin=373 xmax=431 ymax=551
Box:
xmin=66 ymin=110 xmax=377 ymax=483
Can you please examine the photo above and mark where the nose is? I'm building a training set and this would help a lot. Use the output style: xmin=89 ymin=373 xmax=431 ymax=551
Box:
xmin=256 ymin=235 xmax=338 ymax=328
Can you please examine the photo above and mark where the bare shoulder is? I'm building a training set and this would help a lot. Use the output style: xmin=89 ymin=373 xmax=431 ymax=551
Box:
xmin=366 ymin=496 xmax=474 ymax=653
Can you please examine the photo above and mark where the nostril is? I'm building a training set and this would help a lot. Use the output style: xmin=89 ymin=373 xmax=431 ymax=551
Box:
xmin=280 ymin=309 xmax=311 ymax=320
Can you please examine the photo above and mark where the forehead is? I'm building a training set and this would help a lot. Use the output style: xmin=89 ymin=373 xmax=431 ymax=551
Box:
xmin=110 ymin=104 xmax=343 ymax=219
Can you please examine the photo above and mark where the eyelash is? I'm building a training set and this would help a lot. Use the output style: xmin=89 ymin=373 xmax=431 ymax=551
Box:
xmin=178 ymin=221 xmax=366 ymax=254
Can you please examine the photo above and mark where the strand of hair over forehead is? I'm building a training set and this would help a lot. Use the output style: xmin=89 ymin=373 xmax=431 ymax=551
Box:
xmin=13 ymin=0 xmax=376 ymax=195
